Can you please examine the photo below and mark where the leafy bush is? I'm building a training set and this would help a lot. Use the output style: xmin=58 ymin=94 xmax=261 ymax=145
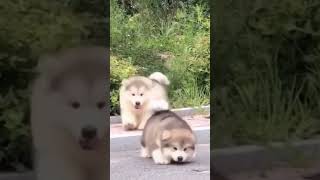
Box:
xmin=213 ymin=0 xmax=320 ymax=147
xmin=111 ymin=0 xmax=210 ymax=112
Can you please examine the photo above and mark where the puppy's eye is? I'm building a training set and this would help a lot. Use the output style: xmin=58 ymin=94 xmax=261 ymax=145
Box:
xmin=140 ymin=93 xmax=143 ymax=96
xmin=97 ymin=101 xmax=106 ymax=109
xmin=173 ymin=147 xmax=177 ymax=151
xmin=183 ymin=148 xmax=188 ymax=151
xmin=71 ymin=101 xmax=80 ymax=109
xmin=132 ymin=93 xmax=135 ymax=96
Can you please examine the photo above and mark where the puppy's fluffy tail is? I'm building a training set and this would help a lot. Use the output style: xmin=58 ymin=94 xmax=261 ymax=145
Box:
xmin=149 ymin=72 xmax=170 ymax=86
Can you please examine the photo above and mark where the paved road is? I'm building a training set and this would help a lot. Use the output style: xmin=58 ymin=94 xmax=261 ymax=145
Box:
xmin=110 ymin=128 xmax=210 ymax=152
xmin=110 ymin=144 xmax=210 ymax=180
xmin=227 ymin=165 xmax=320 ymax=180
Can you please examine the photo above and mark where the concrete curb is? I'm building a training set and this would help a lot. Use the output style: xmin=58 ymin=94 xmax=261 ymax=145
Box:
xmin=213 ymin=138 xmax=320 ymax=174
xmin=110 ymin=105 xmax=210 ymax=124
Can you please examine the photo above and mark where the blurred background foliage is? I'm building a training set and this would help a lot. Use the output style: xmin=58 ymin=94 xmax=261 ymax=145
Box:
xmin=213 ymin=0 xmax=320 ymax=148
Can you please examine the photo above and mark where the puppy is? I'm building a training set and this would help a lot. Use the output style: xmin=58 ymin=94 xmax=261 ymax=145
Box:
xmin=141 ymin=110 xmax=196 ymax=164
xmin=30 ymin=47 xmax=108 ymax=180
xmin=119 ymin=72 xmax=170 ymax=130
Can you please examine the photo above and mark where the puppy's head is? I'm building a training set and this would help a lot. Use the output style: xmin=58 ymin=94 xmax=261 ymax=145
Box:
xmin=38 ymin=47 xmax=108 ymax=151
xmin=160 ymin=129 xmax=197 ymax=163
xmin=121 ymin=77 xmax=152 ymax=110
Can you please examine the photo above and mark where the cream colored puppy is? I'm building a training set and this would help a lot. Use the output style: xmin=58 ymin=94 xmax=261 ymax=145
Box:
xmin=119 ymin=72 xmax=170 ymax=130
xmin=141 ymin=110 xmax=197 ymax=164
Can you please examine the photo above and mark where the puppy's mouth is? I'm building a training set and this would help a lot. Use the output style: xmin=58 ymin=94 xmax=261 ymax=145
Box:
xmin=171 ymin=160 xmax=186 ymax=164
xmin=134 ymin=104 xmax=141 ymax=109
xmin=79 ymin=138 xmax=99 ymax=151
xmin=171 ymin=159 xmax=190 ymax=164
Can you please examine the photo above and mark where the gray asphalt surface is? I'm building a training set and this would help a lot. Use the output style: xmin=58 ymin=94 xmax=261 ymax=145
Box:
xmin=110 ymin=144 xmax=210 ymax=180
xmin=110 ymin=129 xmax=210 ymax=152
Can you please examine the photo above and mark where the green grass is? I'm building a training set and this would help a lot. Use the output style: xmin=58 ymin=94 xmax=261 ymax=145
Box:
xmin=212 ymin=0 xmax=320 ymax=149
xmin=213 ymin=58 xmax=320 ymax=148
xmin=110 ymin=0 xmax=210 ymax=114
xmin=170 ymin=80 xmax=210 ymax=108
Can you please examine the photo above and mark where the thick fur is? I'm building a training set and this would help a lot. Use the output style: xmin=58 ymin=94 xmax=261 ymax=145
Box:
xmin=119 ymin=72 xmax=170 ymax=130
xmin=30 ymin=47 xmax=108 ymax=180
xmin=141 ymin=110 xmax=196 ymax=164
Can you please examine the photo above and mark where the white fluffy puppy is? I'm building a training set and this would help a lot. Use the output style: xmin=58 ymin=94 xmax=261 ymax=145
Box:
xmin=119 ymin=72 xmax=170 ymax=130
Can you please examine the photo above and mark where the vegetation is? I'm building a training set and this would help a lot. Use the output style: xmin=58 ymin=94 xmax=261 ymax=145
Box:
xmin=110 ymin=0 xmax=210 ymax=114
xmin=213 ymin=0 xmax=320 ymax=148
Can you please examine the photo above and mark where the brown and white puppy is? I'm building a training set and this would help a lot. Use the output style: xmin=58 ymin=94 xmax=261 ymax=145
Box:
xmin=119 ymin=72 xmax=170 ymax=130
xmin=141 ymin=110 xmax=196 ymax=164
xmin=30 ymin=47 xmax=108 ymax=180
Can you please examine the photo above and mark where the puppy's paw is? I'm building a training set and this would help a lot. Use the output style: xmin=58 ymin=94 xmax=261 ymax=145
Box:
xmin=152 ymin=149 xmax=170 ymax=165
xmin=123 ymin=123 xmax=137 ymax=131
xmin=153 ymin=157 xmax=170 ymax=165
xmin=140 ymin=147 xmax=151 ymax=158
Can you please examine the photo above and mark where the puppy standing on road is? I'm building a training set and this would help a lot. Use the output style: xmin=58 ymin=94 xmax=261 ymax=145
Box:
xmin=141 ymin=110 xmax=197 ymax=164
xmin=119 ymin=72 xmax=170 ymax=130
xmin=30 ymin=47 xmax=108 ymax=180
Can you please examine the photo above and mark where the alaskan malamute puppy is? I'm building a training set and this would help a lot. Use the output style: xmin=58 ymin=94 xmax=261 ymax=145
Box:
xmin=141 ymin=110 xmax=197 ymax=164
xmin=119 ymin=72 xmax=170 ymax=130
xmin=30 ymin=47 xmax=108 ymax=180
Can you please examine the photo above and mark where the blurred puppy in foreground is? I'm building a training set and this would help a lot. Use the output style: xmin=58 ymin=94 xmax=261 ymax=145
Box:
xmin=141 ymin=110 xmax=196 ymax=164
xmin=30 ymin=47 xmax=108 ymax=180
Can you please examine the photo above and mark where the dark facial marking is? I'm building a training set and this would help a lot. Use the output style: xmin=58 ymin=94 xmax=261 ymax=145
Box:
xmin=70 ymin=101 xmax=80 ymax=109
xmin=96 ymin=101 xmax=106 ymax=109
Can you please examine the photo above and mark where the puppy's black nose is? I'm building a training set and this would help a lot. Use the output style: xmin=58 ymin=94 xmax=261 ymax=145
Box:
xmin=81 ymin=126 xmax=97 ymax=139
xmin=177 ymin=156 xmax=183 ymax=162
xmin=135 ymin=102 xmax=141 ymax=106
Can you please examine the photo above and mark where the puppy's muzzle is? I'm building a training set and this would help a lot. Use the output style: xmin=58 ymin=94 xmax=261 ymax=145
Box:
xmin=134 ymin=102 xmax=141 ymax=109
xmin=81 ymin=126 xmax=97 ymax=139
xmin=79 ymin=126 xmax=99 ymax=151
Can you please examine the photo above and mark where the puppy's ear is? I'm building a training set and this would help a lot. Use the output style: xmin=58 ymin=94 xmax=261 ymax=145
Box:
xmin=37 ymin=54 xmax=59 ymax=74
xmin=121 ymin=79 xmax=128 ymax=86
xmin=161 ymin=130 xmax=171 ymax=140
xmin=37 ymin=54 xmax=62 ymax=92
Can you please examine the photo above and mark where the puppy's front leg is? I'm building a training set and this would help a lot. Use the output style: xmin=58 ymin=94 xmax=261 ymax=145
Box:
xmin=140 ymin=146 xmax=151 ymax=158
xmin=151 ymin=148 xmax=170 ymax=165
xmin=121 ymin=111 xmax=138 ymax=130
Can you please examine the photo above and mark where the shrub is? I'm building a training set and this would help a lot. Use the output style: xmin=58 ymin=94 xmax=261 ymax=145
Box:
xmin=213 ymin=0 xmax=320 ymax=147
xmin=111 ymin=0 xmax=210 ymax=110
